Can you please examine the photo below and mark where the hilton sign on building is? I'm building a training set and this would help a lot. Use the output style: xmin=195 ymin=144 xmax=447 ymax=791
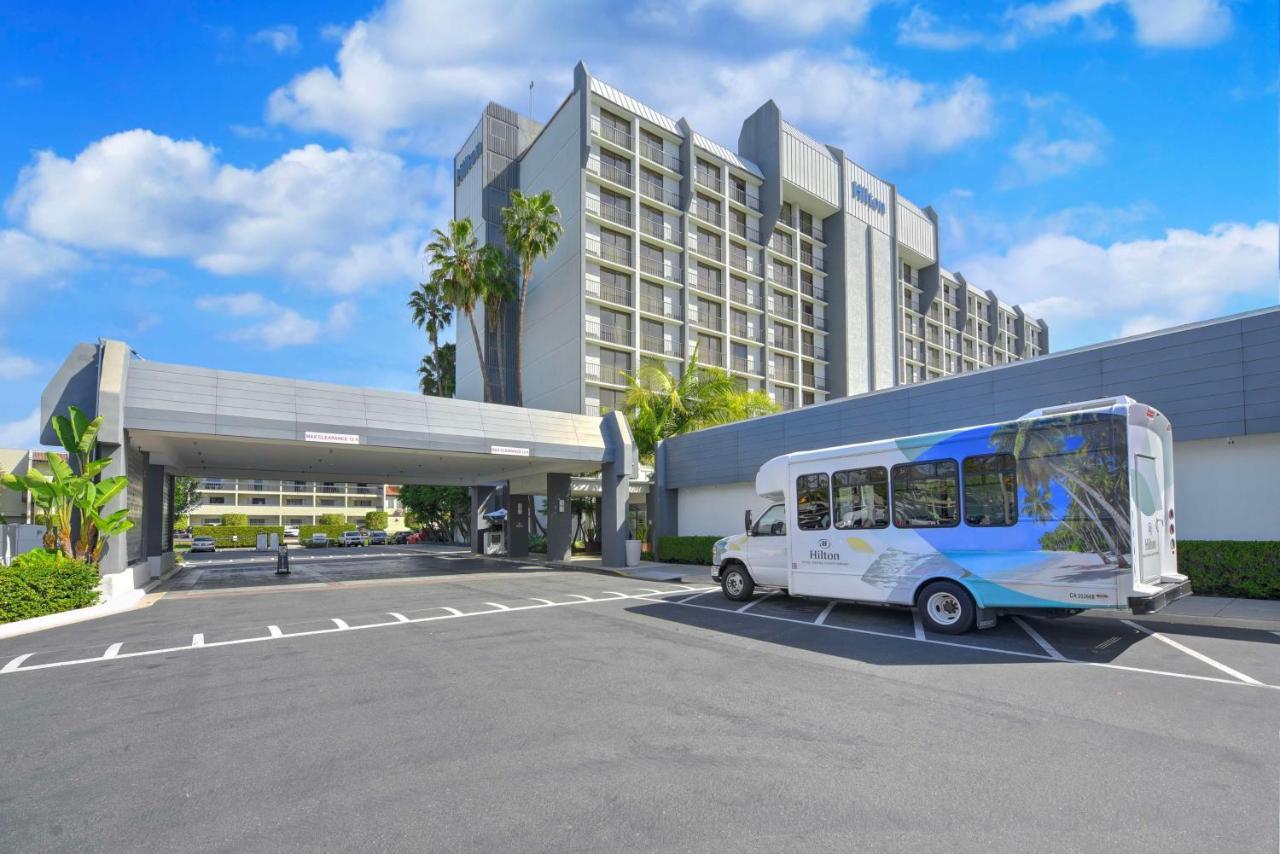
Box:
xmin=452 ymin=62 xmax=1048 ymax=414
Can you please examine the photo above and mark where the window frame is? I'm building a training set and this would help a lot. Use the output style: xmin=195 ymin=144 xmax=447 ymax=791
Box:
xmin=961 ymin=453 xmax=1019 ymax=528
xmin=794 ymin=472 xmax=831 ymax=531
xmin=890 ymin=458 xmax=961 ymax=529
xmin=832 ymin=465 xmax=890 ymax=530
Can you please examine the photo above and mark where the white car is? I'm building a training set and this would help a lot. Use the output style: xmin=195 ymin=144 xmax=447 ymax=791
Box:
xmin=189 ymin=536 xmax=216 ymax=553
xmin=338 ymin=531 xmax=366 ymax=547
xmin=284 ymin=526 xmax=300 ymax=538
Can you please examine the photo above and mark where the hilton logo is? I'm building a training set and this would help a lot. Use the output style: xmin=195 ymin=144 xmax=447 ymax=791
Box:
xmin=455 ymin=141 xmax=482 ymax=186
xmin=852 ymin=181 xmax=887 ymax=215
xmin=809 ymin=538 xmax=840 ymax=561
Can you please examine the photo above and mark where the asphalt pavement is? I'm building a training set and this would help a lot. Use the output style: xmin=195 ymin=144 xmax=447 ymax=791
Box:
xmin=0 ymin=547 xmax=1276 ymax=853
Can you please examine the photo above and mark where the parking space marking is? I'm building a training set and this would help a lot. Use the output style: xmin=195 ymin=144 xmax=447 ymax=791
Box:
xmin=1012 ymin=616 xmax=1066 ymax=660
xmin=0 ymin=586 xmax=718 ymax=676
xmin=2 ymin=653 xmax=33 ymax=673
xmin=484 ymin=602 xmax=511 ymax=611
xmin=1095 ymin=636 xmax=1121 ymax=651
xmin=736 ymin=591 xmax=776 ymax=613
xmin=388 ymin=613 xmax=409 ymax=623
xmin=911 ymin=609 xmax=925 ymax=641
xmin=530 ymin=598 xmax=556 ymax=606
xmin=678 ymin=588 xmax=717 ymax=605
xmin=191 ymin=634 xmax=204 ymax=647
xmin=815 ymin=601 xmax=837 ymax=626
xmin=670 ymin=599 xmax=1280 ymax=691
xmin=1122 ymin=620 xmax=1262 ymax=686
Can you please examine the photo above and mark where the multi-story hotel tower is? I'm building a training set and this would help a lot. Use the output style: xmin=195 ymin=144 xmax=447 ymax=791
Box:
xmin=453 ymin=62 xmax=1047 ymax=414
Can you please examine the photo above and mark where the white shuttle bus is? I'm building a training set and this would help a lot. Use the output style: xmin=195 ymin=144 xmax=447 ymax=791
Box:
xmin=711 ymin=397 xmax=1191 ymax=634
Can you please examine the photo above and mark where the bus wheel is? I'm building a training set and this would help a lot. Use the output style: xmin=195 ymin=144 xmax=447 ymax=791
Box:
xmin=917 ymin=580 xmax=976 ymax=634
xmin=721 ymin=565 xmax=755 ymax=602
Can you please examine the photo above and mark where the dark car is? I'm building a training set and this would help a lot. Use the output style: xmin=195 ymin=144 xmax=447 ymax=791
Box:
xmin=393 ymin=531 xmax=409 ymax=545
xmin=369 ymin=530 xmax=388 ymax=545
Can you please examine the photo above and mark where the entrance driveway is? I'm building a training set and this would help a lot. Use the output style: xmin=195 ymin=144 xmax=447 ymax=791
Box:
xmin=0 ymin=548 xmax=1276 ymax=853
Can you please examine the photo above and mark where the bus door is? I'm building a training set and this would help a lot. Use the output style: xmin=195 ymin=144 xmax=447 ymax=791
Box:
xmin=746 ymin=503 xmax=789 ymax=587
xmin=1133 ymin=453 xmax=1165 ymax=584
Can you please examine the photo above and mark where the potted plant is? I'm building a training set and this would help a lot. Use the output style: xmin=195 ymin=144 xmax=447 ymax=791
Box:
xmin=625 ymin=521 xmax=644 ymax=567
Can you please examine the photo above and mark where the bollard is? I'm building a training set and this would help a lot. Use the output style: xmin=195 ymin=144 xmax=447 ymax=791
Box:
xmin=276 ymin=543 xmax=290 ymax=575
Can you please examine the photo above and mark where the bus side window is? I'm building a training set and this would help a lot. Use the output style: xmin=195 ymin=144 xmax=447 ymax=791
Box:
xmin=963 ymin=454 xmax=1018 ymax=527
xmin=795 ymin=473 xmax=831 ymax=530
xmin=891 ymin=460 xmax=960 ymax=528
xmin=833 ymin=466 xmax=889 ymax=529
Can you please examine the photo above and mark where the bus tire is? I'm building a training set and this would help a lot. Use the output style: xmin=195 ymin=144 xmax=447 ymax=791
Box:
xmin=917 ymin=580 xmax=976 ymax=635
xmin=721 ymin=564 xmax=755 ymax=602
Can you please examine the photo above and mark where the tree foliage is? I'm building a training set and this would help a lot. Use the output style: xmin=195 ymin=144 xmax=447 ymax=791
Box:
xmin=408 ymin=279 xmax=454 ymax=397
xmin=400 ymin=485 xmax=470 ymax=543
xmin=501 ymin=190 xmax=562 ymax=406
xmin=418 ymin=342 xmax=456 ymax=397
xmin=173 ymin=476 xmax=202 ymax=518
xmin=364 ymin=510 xmax=389 ymax=531
xmin=621 ymin=345 xmax=780 ymax=462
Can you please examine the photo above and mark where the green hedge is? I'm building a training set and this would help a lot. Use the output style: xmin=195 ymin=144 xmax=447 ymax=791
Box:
xmin=317 ymin=513 xmax=347 ymax=526
xmin=0 ymin=550 xmax=100 ymax=624
xmin=191 ymin=525 xmax=284 ymax=548
xmin=1178 ymin=540 xmax=1280 ymax=600
xmin=300 ymin=524 xmax=351 ymax=545
xmin=657 ymin=535 xmax=722 ymax=565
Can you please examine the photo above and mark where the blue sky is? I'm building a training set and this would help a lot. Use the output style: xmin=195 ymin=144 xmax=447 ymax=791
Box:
xmin=1 ymin=0 xmax=1276 ymax=447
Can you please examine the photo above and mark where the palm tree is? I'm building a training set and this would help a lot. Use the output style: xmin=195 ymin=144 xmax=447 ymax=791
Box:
xmin=477 ymin=245 xmax=516 ymax=402
xmin=424 ymin=218 xmax=490 ymax=400
xmin=621 ymin=344 xmax=779 ymax=462
xmin=407 ymin=280 xmax=453 ymax=397
xmin=417 ymin=342 xmax=456 ymax=397
xmin=501 ymin=190 xmax=563 ymax=406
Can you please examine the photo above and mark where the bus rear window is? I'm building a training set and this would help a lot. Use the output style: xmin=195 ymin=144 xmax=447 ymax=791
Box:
xmin=891 ymin=460 xmax=959 ymax=528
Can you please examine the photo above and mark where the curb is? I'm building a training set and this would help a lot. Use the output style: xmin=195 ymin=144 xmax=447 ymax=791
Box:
xmin=0 ymin=562 xmax=181 ymax=640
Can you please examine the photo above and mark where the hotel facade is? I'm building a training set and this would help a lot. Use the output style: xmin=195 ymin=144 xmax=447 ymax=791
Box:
xmin=454 ymin=63 xmax=1048 ymax=414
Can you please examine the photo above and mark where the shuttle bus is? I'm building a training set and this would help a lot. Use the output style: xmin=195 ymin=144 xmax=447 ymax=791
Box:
xmin=711 ymin=397 xmax=1191 ymax=634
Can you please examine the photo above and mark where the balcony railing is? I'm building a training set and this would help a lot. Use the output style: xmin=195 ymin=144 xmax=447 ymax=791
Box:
xmin=590 ymin=281 xmax=632 ymax=307
xmin=590 ymin=156 xmax=633 ymax=188
xmin=691 ymin=236 xmax=721 ymax=260
xmin=769 ymin=367 xmax=797 ymax=383
xmin=799 ymin=221 xmax=824 ymax=242
xmin=695 ymin=170 xmax=722 ymax=194
xmin=731 ymin=322 xmax=759 ymax=341
xmin=586 ymin=321 xmax=631 ymax=345
xmin=641 ymin=335 xmax=681 ymax=357
xmin=731 ymin=186 xmax=761 ymax=211
xmin=801 ymin=314 xmax=827 ymax=331
xmin=730 ymin=286 xmax=759 ymax=308
xmin=639 ymin=216 xmax=666 ymax=241
xmin=700 ymin=349 xmax=725 ymax=367
xmin=640 ymin=296 xmax=680 ymax=319
xmin=769 ymin=234 xmax=793 ymax=256
xmin=592 ymin=115 xmax=633 ymax=149
xmin=801 ymin=281 xmax=826 ymax=301
xmin=729 ymin=249 xmax=754 ymax=274
xmin=585 ymin=363 xmax=630 ymax=385
xmin=730 ymin=221 xmax=761 ymax=243
xmin=588 ymin=240 xmax=632 ymax=267
xmin=690 ymin=271 xmax=723 ymax=297
xmin=689 ymin=308 xmax=723 ymax=332
xmin=640 ymin=178 xmax=679 ymax=208
xmin=594 ymin=202 xmax=632 ymax=228
xmin=800 ymin=249 xmax=824 ymax=271
xmin=691 ymin=200 xmax=723 ymax=228
xmin=769 ymin=267 xmax=795 ymax=290
xmin=801 ymin=341 xmax=827 ymax=360
xmin=731 ymin=357 xmax=757 ymax=373
xmin=640 ymin=140 xmax=680 ymax=172
xmin=639 ymin=255 xmax=679 ymax=282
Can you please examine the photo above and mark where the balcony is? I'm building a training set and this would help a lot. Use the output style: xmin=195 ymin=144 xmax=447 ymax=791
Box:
xmin=800 ymin=249 xmax=824 ymax=271
xmin=731 ymin=357 xmax=760 ymax=373
xmin=801 ymin=313 xmax=827 ymax=331
xmin=799 ymin=221 xmax=824 ymax=242
xmin=731 ymin=322 xmax=760 ymax=342
xmin=638 ymin=216 xmax=668 ymax=241
xmin=700 ymin=348 xmax=725 ymax=368
xmin=587 ymin=239 xmax=633 ymax=268
xmin=769 ymin=298 xmax=796 ymax=320
xmin=691 ymin=236 xmax=721 ymax=260
xmin=800 ymin=281 xmax=826 ymax=301
xmin=639 ymin=255 xmax=680 ymax=282
xmin=769 ymin=267 xmax=795 ymax=290
xmin=640 ymin=178 xmax=679 ymax=208
xmin=801 ymin=341 xmax=827 ymax=360
xmin=641 ymin=335 xmax=681 ymax=357
xmin=591 ymin=201 xmax=632 ymax=228
xmin=591 ymin=116 xmax=633 ymax=150
xmin=589 ymin=281 xmax=632 ymax=307
xmin=730 ymin=221 xmax=761 ymax=244
xmin=640 ymin=295 xmax=680 ymax=319
xmin=585 ymin=363 xmax=630 ymax=386
xmin=588 ymin=155 xmax=632 ymax=189
xmin=769 ymin=366 xmax=797 ymax=384
xmin=689 ymin=271 xmax=723 ymax=297
xmin=640 ymin=140 xmax=680 ymax=172
xmin=730 ymin=286 xmax=759 ymax=308
xmin=768 ymin=233 xmax=793 ymax=256
xmin=695 ymin=169 xmax=722 ymax=194
xmin=731 ymin=186 xmax=761 ymax=211
xmin=691 ymin=200 xmax=723 ymax=228
xmin=586 ymin=320 xmax=631 ymax=346
xmin=729 ymin=248 xmax=756 ymax=275
xmin=688 ymin=308 xmax=723 ymax=332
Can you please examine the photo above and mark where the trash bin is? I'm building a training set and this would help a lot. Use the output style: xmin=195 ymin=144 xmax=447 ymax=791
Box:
xmin=484 ymin=530 xmax=505 ymax=555
xmin=276 ymin=543 xmax=290 ymax=575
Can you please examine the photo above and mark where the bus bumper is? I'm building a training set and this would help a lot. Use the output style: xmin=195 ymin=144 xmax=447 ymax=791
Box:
xmin=1128 ymin=578 xmax=1194 ymax=615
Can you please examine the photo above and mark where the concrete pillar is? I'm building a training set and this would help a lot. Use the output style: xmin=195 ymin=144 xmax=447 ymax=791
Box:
xmin=599 ymin=411 xmax=636 ymax=568
xmin=507 ymin=493 xmax=530 ymax=558
xmin=545 ymin=473 xmax=572 ymax=561
xmin=470 ymin=485 xmax=495 ymax=554
xmin=651 ymin=439 xmax=679 ymax=556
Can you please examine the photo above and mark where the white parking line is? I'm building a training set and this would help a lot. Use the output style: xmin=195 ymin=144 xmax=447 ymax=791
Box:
xmin=566 ymin=594 xmax=595 ymax=602
xmin=0 ymin=586 xmax=717 ymax=675
xmin=484 ymin=602 xmax=511 ymax=611
xmin=331 ymin=618 xmax=350 ymax=630
xmin=1012 ymin=616 xmax=1065 ymax=660
xmin=2 ymin=653 xmax=33 ymax=673
xmin=678 ymin=588 xmax=718 ymax=605
xmin=736 ymin=591 xmax=775 ymax=613
xmin=530 ymin=598 xmax=556 ymax=606
xmin=191 ymin=634 xmax=204 ymax=647
xmin=670 ymin=599 xmax=1279 ymax=691
xmin=388 ymin=613 xmax=410 ymax=623
xmin=1122 ymin=620 xmax=1261 ymax=686
xmin=815 ymin=601 xmax=837 ymax=626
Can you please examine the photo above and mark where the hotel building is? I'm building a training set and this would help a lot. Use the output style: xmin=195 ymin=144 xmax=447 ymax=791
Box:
xmin=454 ymin=62 xmax=1047 ymax=413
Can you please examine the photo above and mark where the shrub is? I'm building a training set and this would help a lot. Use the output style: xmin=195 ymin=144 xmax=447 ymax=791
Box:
xmin=192 ymin=525 xmax=284 ymax=548
xmin=0 ymin=550 xmax=100 ymax=624
xmin=657 ymin=535 xmax=723 ymax=565
xmin=364 ymin=510 xmax=389 ymax=531
xmin=1177 ymin=541 xmax=1280 ymax=600
xmin=174 ymin=515 xmax=190 ymax=532
xmin=300 ymin=524 xmax=349 ymax=545
xmin=529 ymin=534 xmax=547 ymax=554
xmin=221 ymin=513 xmax=249 ymax=527
xmin=317 ymin=513 xmax=346 ymax=526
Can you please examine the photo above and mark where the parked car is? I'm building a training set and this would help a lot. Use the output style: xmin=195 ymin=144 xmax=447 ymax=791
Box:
xmin=338 ymin=531 xmax=366 ymax=547
xmin=392 ymin=531 xmax=409 ymax=545
xmin=283 ymin=526 xmax=300 ymax=538
xmin=369 ymin=530 xmax=388 ymax=545
xmin=309 ymin=532 xmax=330 ymax=547
xmin=190 ymin=536 xmax=216 ymax=553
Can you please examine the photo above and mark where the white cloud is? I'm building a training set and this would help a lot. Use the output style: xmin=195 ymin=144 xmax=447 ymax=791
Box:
xmin=1124 ymin=0 xmax=1231 ymax=47
xmin=250 ymin=25 xmax=300 ymax=55
xmin=1002 ymin=105 xmax=1110 ymax=186
xmin=0 ymin=351 xmax=39 ymax=379
xmin=195 ymin=291 xmax=357 ymax=350
xmin=8 ymin=130 xmax=434 ymax=294
xmin=266 ymin=0 xmax=991 ymax=167
xmin=897 ymin=6 xmax=985 ymax=50
xmin=0 ymin=409 xmax=40 ymax=449
xmin=956 ymin=221 xmax=1279 ymax=347
xmin=0 ymin=229 xmax=81 ymax=294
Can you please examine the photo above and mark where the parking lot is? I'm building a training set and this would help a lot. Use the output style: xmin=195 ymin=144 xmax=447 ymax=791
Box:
xmin=1 ymin=546 xmax=1276 ymax=852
